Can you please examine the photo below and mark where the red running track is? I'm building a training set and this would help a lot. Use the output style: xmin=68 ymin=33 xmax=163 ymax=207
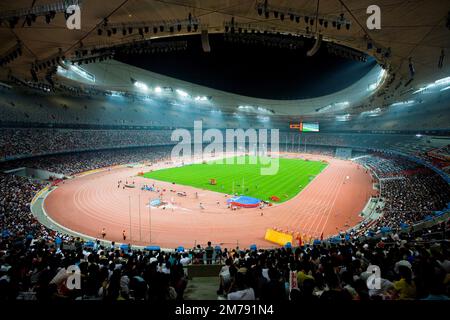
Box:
xmin=44 ymin=154 xmax=375 ymax=249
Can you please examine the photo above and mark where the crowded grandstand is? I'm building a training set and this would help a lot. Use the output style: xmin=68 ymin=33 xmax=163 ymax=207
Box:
xmin=0 ymin=0 xmax=449 ymax=310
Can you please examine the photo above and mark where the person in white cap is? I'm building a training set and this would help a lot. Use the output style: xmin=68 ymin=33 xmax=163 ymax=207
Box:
xmin=391 ymin=261 xmax=416 ymax=300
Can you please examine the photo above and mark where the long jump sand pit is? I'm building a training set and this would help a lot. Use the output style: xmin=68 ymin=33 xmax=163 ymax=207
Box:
xmin=44 ymin=153 xmax=375 ymax=249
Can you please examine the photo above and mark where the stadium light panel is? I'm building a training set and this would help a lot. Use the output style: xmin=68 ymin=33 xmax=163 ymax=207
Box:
xmin=56 ymin=66 xmax=67 ymax=75
xmin=368 ymin=83 xmax=377 ymax=91
xmin=336 ymin=114 xmax=351 ymax=121
xmin=134 ymin=81 xmax=148 ymax=91
xmin=257 ymin=115 xmax=270 ymax=122
xmin=390 ymin=100 xmax=415 ymax=107
xmin=194 ymin=95 xmax=208 ymax=101
xmin=440 ymin=85 xmax=450 ymax=92
xmin=361 ymin=108 xmax=381 ymax=117
xmin=69 ymin=65 xmax=95 ymax=82
xmin=316 ymin=104 xmax=332 ymax=113
xmin=335 ymin=101 xmax=349 ymax=107
xmin=154 ymin=86 xmax=162 ymax=93
xmin=176 ymin=89 xmax=189 ymax=97
xmin=109 ymin=90 xmax=125 ymax=97
xmin=435 ymin=76 xmax=450 ymax=86
xmin=319 ymin=101 xmax=349 ymax=113
xmin=256 ymin=106 xmax=273 ymax=114
xmin=413 ymin=76 xmax=450 ymax=94
xmin=413 ymin=86 xmax=428 ymax=94
xmin=368 ymin=68 xmax=387 ymax=91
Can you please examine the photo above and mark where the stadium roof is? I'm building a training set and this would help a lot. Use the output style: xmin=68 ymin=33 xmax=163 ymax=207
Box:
xmin=61 ymin=59 xmax=383 ymax=116
xmin=0 ymin=0 xmax=449 ymax=116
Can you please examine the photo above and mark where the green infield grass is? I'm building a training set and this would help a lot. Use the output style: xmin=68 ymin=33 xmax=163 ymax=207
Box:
xmin=142 ymin=156 xmax=327 ymax=203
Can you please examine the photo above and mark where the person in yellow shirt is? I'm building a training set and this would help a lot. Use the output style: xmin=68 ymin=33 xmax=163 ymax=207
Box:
xmin=296 ymin=262 xmax=315 ymax=287
xmin=392 ymin=266 xmax=416 ymax=300
xmin=297 ymin=270 xmax=315 ymax=286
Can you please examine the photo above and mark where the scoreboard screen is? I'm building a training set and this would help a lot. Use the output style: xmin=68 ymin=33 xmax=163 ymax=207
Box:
xmin=289 ymin=122 xmax=319 ymax=132
xmin=302 ymin=122 xmax=319 ymax=132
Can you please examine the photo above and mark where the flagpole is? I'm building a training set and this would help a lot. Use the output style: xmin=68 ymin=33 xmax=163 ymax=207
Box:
xmin=128 ymin=195 xmax=132 ymax=242
xmin=148 ymin=198 xmax=151 ymax=244
xmin=138 ymin=193 xmax=142 ymax=241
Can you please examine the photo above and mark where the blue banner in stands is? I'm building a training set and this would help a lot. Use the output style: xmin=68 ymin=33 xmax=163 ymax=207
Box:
xmin=177 ymin=246 xmax=184 ymax=252
xmin=285 ymin=242 xmax=292 ymax=248
xmin=120 ymin=244 xmax=130 ymax=251
xmin=250 ymin=244 xmax=257 ymax=251
xmin=84 ymin=241 xmax=94 ymax=247
xmin=313 ymin=239 xmax=321 ymax=245
xmin=144 ymin=245 xmax=160 ymax=251
xmin=330 ymin=236 xmax=341 ymax=243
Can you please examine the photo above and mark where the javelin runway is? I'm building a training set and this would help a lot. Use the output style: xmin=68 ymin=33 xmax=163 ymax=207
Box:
xmin=44 ymin=154 xmax=375 ymax=248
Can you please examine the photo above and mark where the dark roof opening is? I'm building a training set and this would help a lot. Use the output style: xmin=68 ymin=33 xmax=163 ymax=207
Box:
xmin=116 ymin=33 xmax=377 ymax=100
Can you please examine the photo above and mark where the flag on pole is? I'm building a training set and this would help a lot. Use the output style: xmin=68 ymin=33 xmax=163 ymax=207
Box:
xmin=296 ymin=233 xmax=302 ymax=247
xmin=289 ymin=270 xmax=298 ymax=294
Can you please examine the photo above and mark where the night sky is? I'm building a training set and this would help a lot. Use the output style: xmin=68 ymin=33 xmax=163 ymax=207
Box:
xmin=117 ymin=33 xmax=376 ymax=100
